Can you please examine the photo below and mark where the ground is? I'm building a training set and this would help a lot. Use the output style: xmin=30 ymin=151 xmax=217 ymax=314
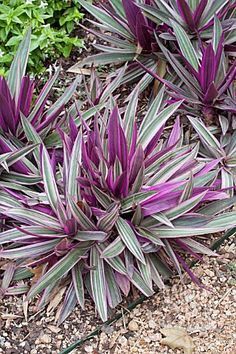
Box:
xmin=0 ymin=238 xmax=235 ymax=354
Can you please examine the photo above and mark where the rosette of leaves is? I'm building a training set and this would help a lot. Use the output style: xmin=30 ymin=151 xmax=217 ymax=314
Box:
xmin=140 ymin=17 xmax=236 ymax=119
xmin=0 ymin=30 xmax=80 ymax=173
xmin=1 ymin=88 xmax=236 ymax=323
xmin=70 ymin=0 xmax=162 ymax=91
xmin=189 ymin=115 xmax=236 ymax=197
xmin=140 ymin=0 xmax=235 ymax=45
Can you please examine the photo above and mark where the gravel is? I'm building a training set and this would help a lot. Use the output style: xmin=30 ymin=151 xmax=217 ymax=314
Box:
xmin=0 ymin=240 xmax=235 ymax=353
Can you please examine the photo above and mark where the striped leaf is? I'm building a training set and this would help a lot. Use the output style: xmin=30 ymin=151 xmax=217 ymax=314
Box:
xmin=8 ymin=28 xmax=31 ymax=99
xmin=188 ymin=116 xmax=221 ymax=151
xmin=0 ymin=239 xmax=59 ymax=259
xmin=72 ymin=261 xmax=85 ymax=309
xmin=138 ymin=100 xmax=183 ymax=149
xmin=41 ymin=146 xmax=64 ymax=216
xmin=116 ymin=217 xmax=145 ymax=264
xmin=101 ymin=237 xmax=125 ymax=258
xmin=68 ymin=196 xmax=96 ymax=231
xmin=28 ymin=244 xmax=91 ymax=298
xmin=170 ymin=20 xmax=199 ymax=71
xmin=74 ymin=230 xmax=106 ymax=241
xmin=90 ymin=246 xmax=107 ymax=321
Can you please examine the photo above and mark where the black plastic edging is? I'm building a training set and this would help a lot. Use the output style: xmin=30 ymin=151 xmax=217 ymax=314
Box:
xmin=59 ymin=227 xmax=236 ymax=354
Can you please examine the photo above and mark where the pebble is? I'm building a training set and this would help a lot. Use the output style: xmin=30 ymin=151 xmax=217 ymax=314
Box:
xmin=148 ymin=320 xmax=156 ymax=329
xmin=84 ymin=345 xmax=94 ymax=353
xmin=128 ymin=320 xmax=139 ymax=331
xmin=36 ymin=334 xmax=51 ymax=344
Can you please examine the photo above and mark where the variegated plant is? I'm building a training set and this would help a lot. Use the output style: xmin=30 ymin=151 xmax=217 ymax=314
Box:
xmin=1 ymin=88 xmax=236 ymax=323
xmin=70 ymin=0 xmax=161 ymax=91
xmin=189 ymin=115 xmax=236 ymax=196
xmin=140 ymin=16 xmax=236 ymax=119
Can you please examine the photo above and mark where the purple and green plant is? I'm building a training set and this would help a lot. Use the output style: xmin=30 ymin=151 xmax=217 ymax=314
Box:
xmin=140 ymin=0 xmax=235 ymax=43
xmin=189 ymin=115 xmax=236 ymax=196
xmin=70 ymin=0 xmax=235 ymax=95
xmin=1 ymin=88 xmax=236 ymax=322
xmin=0 ymin=29 xmax=79 ymax=153
xmin=139 ymin=17 xmax=236 ymax=119
xmin=70 ymin=0 xmax=162 ymax=91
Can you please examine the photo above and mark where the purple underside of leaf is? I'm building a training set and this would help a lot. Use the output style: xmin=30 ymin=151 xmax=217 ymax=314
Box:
xmin=136 ymin=17 xmax=153 ymax=50
xmin=0 ymin=93 xmax=17 ymax=134
xmin=0 ymin=138 xmax=29 ymax=174
xmin=200 ymin=44 xmax=216 ymax=93
xmin=203 ymin=82 xmax=219 ymax=104
xmin=129 ymin=145 xmax=144 ymax=186
xmin=193 ymin=0 xmax=208 ymax=28
xmin=113 ymin=170 xmax=129 ymax=198
xmin=167 ymin=117 xmax=181 ymax=147
xmin=218 ymin=61 xmax=236 ymax=96
xmin=196 ymin=160 xmax=221 ymax=176
xmin=144 ymin=125 xmax=164 ymax=157
xmin=177 ymin=0 xmax=195 ymax=31
xmin=108 ymin=106 xmax=128 ymax=170
xmin=175 ymin=253 xmax=207 ymax=288
xmin=36 ymin=106 xmax=64 ymax=132
xmin=122 ymin=0 xmax=146 ymax=38
xmin=18 ymin=76 xmax=34 ymax=116
xmin=114 ymin=272 xmax=130 ymax=296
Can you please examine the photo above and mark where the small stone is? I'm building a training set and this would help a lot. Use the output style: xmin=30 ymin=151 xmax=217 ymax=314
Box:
xmin=128 ymin=320 xmax=139 ymax=331
xmin=149 ymin=333 xmax=162 ymax=342
xmin=30 ymin=350 xmax=37 ymax=354
xmin=118 ymin=335 xmax=128 ymax=346
xmin=148 ymin=320 xmax=156 ymax=329
xmin=84 ymin=345 xmax=94 ymax=353
xmin=38 ymin=334 xmax=51 ymax=344
xmin=205 ymin=269 xmax=214 ymax=277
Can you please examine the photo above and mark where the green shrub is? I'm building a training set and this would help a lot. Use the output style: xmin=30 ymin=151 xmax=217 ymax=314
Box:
xmin=0 ymin=0 xmax=83 ymax=75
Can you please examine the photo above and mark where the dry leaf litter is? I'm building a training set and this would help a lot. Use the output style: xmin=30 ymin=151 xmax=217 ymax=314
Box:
xmin=0 ymin=239 xmax=235 ymax=354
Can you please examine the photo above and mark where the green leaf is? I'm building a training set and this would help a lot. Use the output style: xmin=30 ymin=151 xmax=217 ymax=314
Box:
xmin=121 ymin=191 xmax=156 ymax=211
xmin=7 ymin=28 xmax=31 ymax=100
xmin=68 ymin=196 xmax=96 ymax=231
xmin=116 ymin=217 xmax=145 ymax=264
xmin=0 ymin=239 xmax=59 ymax=259
xmin=104 ymin=264 xmax=122 ymax=308
xmin=74 ymin=230 xmax=106 ymax=241
xmin=170 ymin=20 xmax=199 ymax=71
xmin=138 ymin=100 xmax=183 ymax=149
xmin=3 ymin=208 xmax=61 ymax=229
xmin=72 ymin=261 xmax=85 ymax=309
xmin=213 ymin=16 xmax=223 ymax=53
xmin=67 ymin=132 xmax=81 ymax=199
xmin=28 ymin=244 xmax=90 ymax=299
xmin=200 ymin=0 xmax=229 ymax=28
xmin=69 ymin=52 xmax=135 ymax=69
xmin=90 ymin=246 xmax=107 ymax=321
xmin=188 ymin=116 xmax=221 ymax=151
xmin=164 ymin=191 xmax=207 ymax=220
xmin=78 ymin=0 xmax=132 ymax=39
xmin=41 ymin=145 xmax=64 ymax=217
xmin=101 ymin=237 xmax=125 ymax=258
xmin=130 ymin=269 xmax=154 ymax=296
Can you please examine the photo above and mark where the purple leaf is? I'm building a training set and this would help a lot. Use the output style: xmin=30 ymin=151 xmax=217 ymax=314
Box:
xmin=177 ymin=0 xmax=195 ymax=31
xmin=203 ymin=82 xmax=218 ymax=104
xmin=193 ymin=0 xmax=208 ymax=28
xmin=108 ymin=107 xmax=128 ymax=170
xmin=167 ymin=117 xmax=181 ymax=147
xmin=200 ymin=44 xmax=216 ymax=93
